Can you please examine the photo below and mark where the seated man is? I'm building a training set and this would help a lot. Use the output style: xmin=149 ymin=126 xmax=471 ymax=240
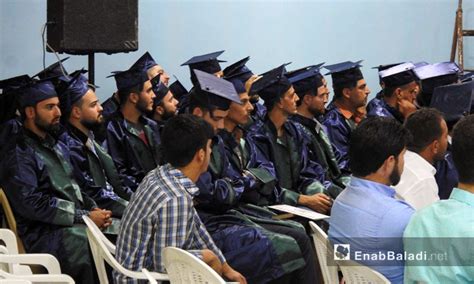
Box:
xmin=190 ymin=70 xmax=310 ymax=284
xmin=58 ymin=71 xmax=130 ymax=211
xmin=105 ymin=67 xmax=161 ymax=191
xmin=114 ymin=114 xmax=246 ymax=284
xmin=403 ymin=114 xmax=474 ymax=283
xmin=147 ymin=77 xmax=178 ymax=128
xmin=329 ymin=117 xmax=414 ymax=284
xmin=0 ymin=79 xmax=112 ymax=283
xmin=288 ymin=64 xmax=350 ymax=192
xmin=322 ymin=60 xmax=370 ymax=172
xmin=367 ymin=63 xmax=419 ymax=122
xmin=248 ymin=65 xmax=337 ymax=213
xmin=393 ymin=108 xmax=448 ymax=210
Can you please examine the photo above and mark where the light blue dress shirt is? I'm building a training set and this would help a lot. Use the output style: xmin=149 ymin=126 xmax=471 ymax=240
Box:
xmin=404 ymin=188 xmax=474 ymax=283
xmin=329 ymin=176 xmax=415 ymax=284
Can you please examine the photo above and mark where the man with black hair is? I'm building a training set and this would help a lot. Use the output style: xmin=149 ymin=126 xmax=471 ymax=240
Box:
xmin=148 ymin=79 xmax=178 ymax=126
xmin=0 ymin=79 xmax=112 ymax=283
xmin=322 ymin=60 xmax=370 ymax=172
xmin=189 ymin=70 xmax=310 ymax=284
xmin=105 ymin=67 xmax=161 ymax=192
xmin=288 ymin=64 xmax=350 ymax=195
xmin=329 ymin=117 xmax=414 ymax=284
xmin=114 ymin=114 xmax=246 ymax=284
xmin=102 ymin=51 xmax=171 ymax=120
xmin=367 ymin=63 xmax=419 ymax=122
xmin=57 ymin=71 xmax=131 ymax=214
xmin=404 ymin=114 xmax=474 ymax=283
xmin=394 ymin=108 xmax=448 ymax=210
xmin=249 ymin=65 xmax=337 ymax=213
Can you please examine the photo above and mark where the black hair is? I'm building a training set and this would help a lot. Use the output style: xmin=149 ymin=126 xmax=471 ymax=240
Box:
xmin=404 ymin=108 xmax=444 ymax=153
xmin=161 ymin=114 xmax=214 ymax=168
xmin=452 ymin=114 xmax=474 ymax=184
xmin=349 ymin=117 xmax=411 ymax=177
xmin=117 ymin=84 xmax=144 ymax=106
xmin=333 ymin=81 xmax=358 ymax=99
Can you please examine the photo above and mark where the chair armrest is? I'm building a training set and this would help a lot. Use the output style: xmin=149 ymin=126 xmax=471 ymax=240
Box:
xmin=0 ymin=254 xmax=61 ymax=274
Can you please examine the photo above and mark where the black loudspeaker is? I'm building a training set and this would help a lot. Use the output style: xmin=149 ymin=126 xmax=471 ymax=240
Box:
xmin=47 ymin=0 xmax=138 ymax=55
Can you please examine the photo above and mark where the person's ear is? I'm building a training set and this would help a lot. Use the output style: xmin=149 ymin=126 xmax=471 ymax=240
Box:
xmin=395 ymin=88 xmax=403 ymax=99
xmin=381 ymin=155 xmax=396 ymax=176
xmin=129 ymin=92 xmax=139 ymax=104
xmin=156 ymin=106 xmax=164 ymax=116
xmin=342 ymin=87 xmax=351 ymax=100
xmin=303 ymin=94 xmax=312 ymax=106
xmin=25 ymin=106 xmax=35 ymax=119
xmin=71 ymin=105 xmax=81 ymax=119
xmin=432 ymin=139 xmax=440 ymax=155
xmin=192 ymin=107 xmax=204 ymax=118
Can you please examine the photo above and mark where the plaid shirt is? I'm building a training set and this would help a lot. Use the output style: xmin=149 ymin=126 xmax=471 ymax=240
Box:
xmin=114 ymin=163 xmax=225 ymax=283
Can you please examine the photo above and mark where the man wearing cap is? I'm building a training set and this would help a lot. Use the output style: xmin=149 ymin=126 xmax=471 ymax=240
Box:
xmin=102 ymin=51 xmax=171 ymax=120
xmin=367 ymin=63 xmax=419 ymax=122
xmin=148 ymin=77 xmax=179 ymax=127
xmin=288 ymin=64 xmax=350 ymax=196
xmin=0 ymin=74 xmax=32 ymax=154
xmin=188 ymin=70 xmax=312 ymax=284
xmin=0 ymin=79 xmax=111 ymax=283
xmin=105 ymin=67 xmax=161 ymax=191
xmin=57 ymin=71 xmax=131 ymax=215
xmin=220 ymin=77 xmax=321 ymax=284
xmin=366 ymin=63 xmax=402 ymax=114
xmin=223 ymin=56 xmax=267 ymax=129
xmin=323 ymin=60 xmax=370 ymax=172
xmin=248 ymin=65 xmax=336 ymax=213
xmin=178 ymin=50 xmax=226 ymax=113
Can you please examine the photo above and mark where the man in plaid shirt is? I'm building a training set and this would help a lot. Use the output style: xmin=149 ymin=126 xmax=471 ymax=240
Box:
xmin=114 ymin=114 xmax=246 ymax=284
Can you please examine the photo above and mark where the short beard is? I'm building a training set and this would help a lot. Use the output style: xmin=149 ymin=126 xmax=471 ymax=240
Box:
xmin=35 ymin=116 xmax=62 ymax=137
xmin=160 ymin=108 xmax=176 ymax=121
xmin=308 ymin=105 xmax=324 ymax=117
xmin=81 ymin=115 xmax=103 ymax=132
xmin=389 ymin=160 xmax=402 ymax=186
xmin=136 ymin=97 xmax=150 ymax=114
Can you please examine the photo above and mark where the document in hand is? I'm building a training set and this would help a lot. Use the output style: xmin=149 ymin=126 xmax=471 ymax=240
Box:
xmin=268 ymin=204 xmax=330 ymax=221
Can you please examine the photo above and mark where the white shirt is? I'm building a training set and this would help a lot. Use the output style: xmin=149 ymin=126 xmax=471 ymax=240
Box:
xmin=393 ymin=150 xmax=439 ymax=210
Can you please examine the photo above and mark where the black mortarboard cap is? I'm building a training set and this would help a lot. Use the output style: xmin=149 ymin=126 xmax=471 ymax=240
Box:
xmin=223 ymin=56 xmax=254 ymax=83
xmin=57 ymin=70 xmax=90 ymax=115
xmin=250 ymin=64 xmax=292 ymax=103
xmin=130 ymin=51 xmax=157 ymax=72
xmin=181 ymin=50 xmax=226 ymax=74
xmin=228 ymin=77 xmax=246 ymax=94
xmin=414 ymin=62 xmax=460 ymax=81
xmin=0 ymin=75 xmax=32 ymax=95
xmin=372 ymin=62 xmax=403 ymax=72
xmin=108 ymin=68 xmax=149 ymax=92
xmin=151 ymin=74 xmax=169 ymax=107
xmin=169 ymin=78 xmax=188 ymax=101
xmin=287 ymin=63 xmax=325 ymax=96
xmin=324 ymin=60 xmax=364 ymax=87
xmin=18 ymin=79 xmax=58 ymax=108
xmin=193 ymin=69 xmax=241 ymax=110
xmin=33 ymin=57 xmax=69 ymax=79
xmin=430 ymin=81 xmax=473 ymax=122
xmin=379 ymin=62 xmax=416 ymax=88
xmin=461 ymin=72 xmax=474 ymax=83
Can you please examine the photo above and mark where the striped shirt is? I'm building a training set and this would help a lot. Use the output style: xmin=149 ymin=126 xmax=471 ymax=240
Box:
xmin=114 ymin=163 xmax=225 ymax=283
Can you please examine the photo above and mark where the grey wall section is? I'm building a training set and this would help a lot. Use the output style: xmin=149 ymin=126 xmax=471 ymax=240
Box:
xmin=1 ymin=0 xmax=473 ymax=101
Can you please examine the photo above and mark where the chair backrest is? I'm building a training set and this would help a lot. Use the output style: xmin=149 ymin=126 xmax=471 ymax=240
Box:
xmin=0 ymin=189 xmax=25 ymax=254
xmin=162 ymin=247 xmax=226 ymax=284
xmin=336 ymin=259 xmax=390 ymax=284
xmin=82 ymin=216 xmax=168 ymax=283
xmin=0 ymin=269 xmax=74 ymax=283
xmin=309 ymin=221 xmax=339 ymax=284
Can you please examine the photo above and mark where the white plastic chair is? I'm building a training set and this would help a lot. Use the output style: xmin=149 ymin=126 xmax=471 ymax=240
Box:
xmin=82 ymin=215 xmax=169 ymax=284
xmin=142 ymin=269 xmax=157 ymax=284
xmin=336 ymin=259 xmax=390 ymax=284
xmin=309 ymin=221 xmax=339 ymax=284
xmin=0 ymin=280 xmax=32 ymax=283
xmin=0 ymin=229 xmax=32 ymax=274
xmin=163 ymin=247 xmax=229 ymax=284
xmin=0 ymin=269 xmax=74 ymax=283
